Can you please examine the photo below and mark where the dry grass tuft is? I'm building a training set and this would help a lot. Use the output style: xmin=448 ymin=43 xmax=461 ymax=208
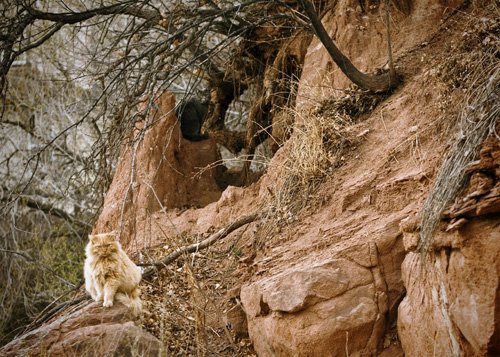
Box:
xmin=419 ymin=9 xmax=499 ymax=252
xmin=287 ymin=88 xmax=386 ymax=187
xmin=284 ymin=109 xmax=352 ymax=187
xmin=262 ymin=88 xmax=384 ymax=227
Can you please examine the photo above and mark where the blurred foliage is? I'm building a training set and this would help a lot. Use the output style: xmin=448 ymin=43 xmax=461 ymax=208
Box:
xmin=0 ymin=224 xmax=85 ymax=345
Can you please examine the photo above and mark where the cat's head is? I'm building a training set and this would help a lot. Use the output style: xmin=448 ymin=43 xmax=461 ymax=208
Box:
xmin=87 ymin=232 xmax=119 ymax=257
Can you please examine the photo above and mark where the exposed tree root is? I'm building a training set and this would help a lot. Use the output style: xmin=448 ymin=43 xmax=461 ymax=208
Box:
xmin=298 ymin=0 xmax=401 ymax=92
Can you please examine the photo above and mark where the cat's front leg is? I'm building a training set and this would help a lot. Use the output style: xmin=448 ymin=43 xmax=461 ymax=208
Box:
xmin=95 ymin=291 xmax=103 ymax=303
xmin=84 ymin=266 xmax=99 ymax=301
xmin=85 ymin=278 xmax=99 ymax=301
xmin=93 ymin=283 xmax=104 ymax=302
xmin=102 ymin=283 xmax=118 ymax=308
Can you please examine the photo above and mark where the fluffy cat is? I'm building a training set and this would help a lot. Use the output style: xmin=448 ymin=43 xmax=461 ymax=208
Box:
xmin=84 ymin=232 xmax=142 ymax=315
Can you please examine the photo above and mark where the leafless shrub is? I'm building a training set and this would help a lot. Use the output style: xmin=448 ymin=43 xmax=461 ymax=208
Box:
xmin=0 ymin=213 xmax=86 ymax=344
xmin=0 ymin=61 xmax=96 ymax=344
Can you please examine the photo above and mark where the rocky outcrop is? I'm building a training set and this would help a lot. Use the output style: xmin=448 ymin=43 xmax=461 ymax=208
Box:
xmin=93 ymin=92 xmax=224 ymax=248
xmin=0 ymin=303 xmax=165 ymax=356
xmin=398 ymin=130 xmax=500 ymax=356
xmin=443 ymin=132 xmax=500 ymax=231
xmin=237 ymin=1 xmax=472 ymax=355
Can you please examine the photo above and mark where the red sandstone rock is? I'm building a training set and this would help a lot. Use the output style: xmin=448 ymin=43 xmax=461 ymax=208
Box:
xmin=92 ymin=91 xmax=224 ymax=249
xmin=0 ymin=302 xmax=165 ymax=356
xmin=398 ymin=218 xmax=500 ymax=356
xmin=399 ymin=127 xmax=500 ymax=356
xmin=239 ymin=219 xmax=405 ymax=357
xmin=240 ymin=258 xmax=384 ymax=356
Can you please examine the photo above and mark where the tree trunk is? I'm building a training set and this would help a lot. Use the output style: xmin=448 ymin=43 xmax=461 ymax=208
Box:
xmin=298 ymin=0 xmax=400 ymax=93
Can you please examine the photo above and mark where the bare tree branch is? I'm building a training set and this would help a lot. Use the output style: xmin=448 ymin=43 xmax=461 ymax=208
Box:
xmin=26 ymin=2 xmax=160 ymax=25
xmin=0 ymin=188 xmax=91 ymax=228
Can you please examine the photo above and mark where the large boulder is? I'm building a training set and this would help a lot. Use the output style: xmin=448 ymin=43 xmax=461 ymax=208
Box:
xmin=240 ymin=217 xmax=406 ymax=356
xmin=241 ymin=259 xmax=382 ymax=356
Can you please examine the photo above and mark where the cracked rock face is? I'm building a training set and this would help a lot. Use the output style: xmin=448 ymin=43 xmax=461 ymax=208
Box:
xmin=398 ymin=218 xmax=500 ymax=356
xmin=0 ymin=303 xmax=165 ymax=357
xmin=242 ymin=259 xmax=372 ymax=317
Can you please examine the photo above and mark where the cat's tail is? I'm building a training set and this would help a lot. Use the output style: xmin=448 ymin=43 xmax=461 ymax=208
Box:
xmin=116 ymin=289 xmax=142 ymax=316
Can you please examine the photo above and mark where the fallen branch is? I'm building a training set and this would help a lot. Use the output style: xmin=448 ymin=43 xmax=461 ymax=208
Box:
xmin=143 ymin=211 xmax=260 ymax=278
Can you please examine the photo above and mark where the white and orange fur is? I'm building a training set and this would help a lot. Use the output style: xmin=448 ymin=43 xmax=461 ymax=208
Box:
xmin=84 ymin=232 xmax=142 ymax=315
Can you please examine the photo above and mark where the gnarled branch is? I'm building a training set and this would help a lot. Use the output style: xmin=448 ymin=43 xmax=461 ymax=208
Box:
xmin=298 ymin=0 xmax=400 ymax=92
